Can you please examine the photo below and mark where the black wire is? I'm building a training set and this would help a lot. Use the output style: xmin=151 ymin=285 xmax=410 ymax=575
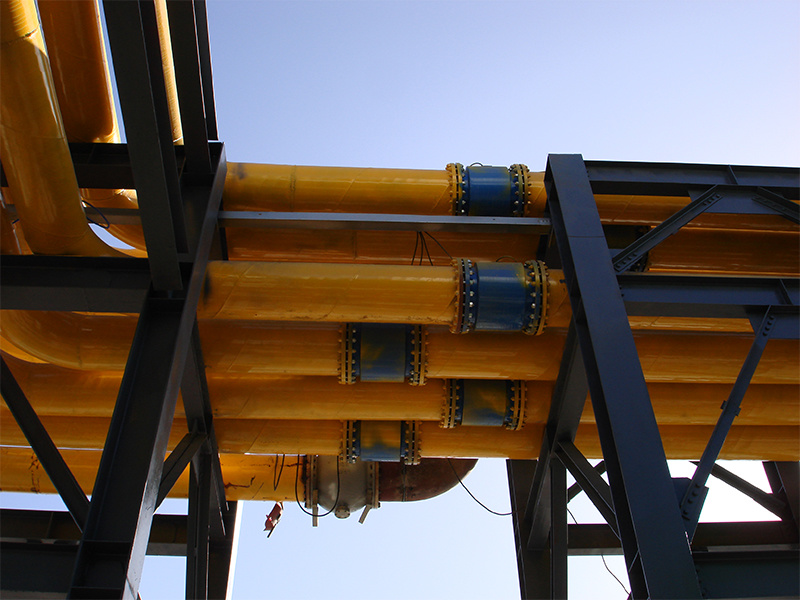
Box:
xmin=82 ymin=200 xmax=110 ymax=229
xmin=294 ymin=455 xmax=340 ymax=518
xmin=567 ymin=507 xmax=630 ymax=596
xmin=411 ymin=231 xmax=420 ymax=265
xmin=446 ymin=458 xmax=511 ymax=516
xmin=273 ymin=454 xmax=286 ymax=491
xmin=420 ymin=232 xmax=433 ymax=265
xmin=424 ymin=232 xmax=453 ymax=260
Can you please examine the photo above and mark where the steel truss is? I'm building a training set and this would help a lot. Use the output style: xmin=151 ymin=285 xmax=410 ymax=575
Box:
xmin=1 ymin=1 xmax=799 ymax=598
xmin=508 ymin=155 xmax=800 ymax=599
xmin=1 ymin=1 xmax=235 ymax=598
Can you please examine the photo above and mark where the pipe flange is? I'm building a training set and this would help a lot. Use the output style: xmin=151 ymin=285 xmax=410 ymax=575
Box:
xmin=452 ymin=258 xmax=478 ymax=333
xmin=339 ymin=323 xmax=360 ymax=384
xmin=509 ymin=164 xmax=530 ymax=218
xmin=401 ymin=420 xmax=421 ymax=465
xmin=441 ymin=379 xmax=464 ymax=428
xmin=447 ymin=163 xmax=467 ymax=215
xmin=407 ymin=325 xmax=428 ymax=386
xmin=342 ymin=420 xmax=360 ymax=464
xmin=522 ymin=260 xmax=549 ymax=336
xmin=504 ymin=381 xmax=527 ymax=431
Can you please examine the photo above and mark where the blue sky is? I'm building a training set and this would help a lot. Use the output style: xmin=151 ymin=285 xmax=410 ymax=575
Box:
xmin=2 ymin=1 xmax=799 ymax=599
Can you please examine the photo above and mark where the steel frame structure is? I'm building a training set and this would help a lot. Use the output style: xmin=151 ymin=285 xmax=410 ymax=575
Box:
xmin=507 ymin=155 xmax=800 ymax=599
xmin=0 ymin=1 xmax=798 ymax=599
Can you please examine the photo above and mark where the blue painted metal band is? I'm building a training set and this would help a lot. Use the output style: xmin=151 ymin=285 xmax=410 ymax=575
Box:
xmin=359 ymin=324 xmax=408 ymax=382
xmin=474 ymin=262 xmax=528 ymax=331
xmin=462 ymin=166 xmax=516 ymax=216
xmin=359 ymin=421 xmax=401 ymax=462
xmin=461 ymin=379 xmax=507 ymax=426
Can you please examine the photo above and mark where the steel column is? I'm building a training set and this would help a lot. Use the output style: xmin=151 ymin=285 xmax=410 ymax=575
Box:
xmin=546 ymin=154 xmax=702 ymax=599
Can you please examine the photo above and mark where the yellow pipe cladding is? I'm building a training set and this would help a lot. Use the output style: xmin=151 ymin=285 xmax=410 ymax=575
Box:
xmin=3 ymin=356 xmax=798 ymax=427
xmin=0 ymin=0 xmax=120 ymax=256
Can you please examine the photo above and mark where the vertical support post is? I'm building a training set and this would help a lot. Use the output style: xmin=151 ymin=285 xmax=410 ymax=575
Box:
xmin=186 ymin=452 xmax=211 ymax=600
xmin=546 ymin=154 xmax=701 ymax=599
xmin=508 ymin=460 xmax=550 ymax=599
xmin=550 ymin=461 xmax=568 ymax=600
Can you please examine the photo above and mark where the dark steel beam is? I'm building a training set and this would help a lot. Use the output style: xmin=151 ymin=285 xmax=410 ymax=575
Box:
xmin=192 ymin=0 xmax=218 ymax=140
xmin=218 ymin=211 xmax=552 ymax=233
xmin=524 ymin=324 xmax=588 ymax=552
xmin=166 ymin=0 xmax=212 ymax=173
xmin=619 ymin=274 xmax=799 ymax=319
xmin=555 ymin=441 xmax=618 ymax=537
xmin=207 ymin=501 xmax=238 ymax=600
xmin=694 ymin=550 xmax=800 ymax=599
xmin=0 ymin=255 xmax=151 ymax=312
xmin=0 ymin=509 xmax=189 ymax=557
xmin=186 ymin=452 xmax=211 ymax=600
xmin=697 ymin=462 xmax=790 ymax=521
xmin=103 ymin=0 xmax=187 ymax=291
xmin=550 ymin=461 xmax=568 ymax=600
xmin=508 ymin=460 xmax=550 ymax=600
xmin=764 ymin=462 xmax=800 ymax=528
xmin=567 ymin=460 xmax=605 ymax=502
xmin=584 ymin=161 xmax=800 ymax=199
xmin=1 ymin=358 xmax=90 ymax=529
xmin=157 ymin=431 xmax=208 ymax=508
xmin=680 ymin=310 xmax=778 ymax=539
xmin=568 ymin=521 xmax=800 ymax=555
xmin=546 ymin=154 xmax=701 ymax=599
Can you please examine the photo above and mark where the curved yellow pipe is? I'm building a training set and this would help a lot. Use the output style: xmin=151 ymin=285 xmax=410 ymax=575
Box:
xmin=0 ymin=0 xmax=121 ymax=256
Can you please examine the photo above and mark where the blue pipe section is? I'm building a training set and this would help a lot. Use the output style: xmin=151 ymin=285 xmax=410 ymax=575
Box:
xmin=344 ymin=324 xmax=424 ymax=383
xmin=455 ymin=260 xmax=546 ymax=334
xmin=347 ymin=420 xmax=419 ymax=464
xmin=447 ymin=379 xmax=523 ymax=427
xmin=455 ymin=165 xmax=526 ymax=216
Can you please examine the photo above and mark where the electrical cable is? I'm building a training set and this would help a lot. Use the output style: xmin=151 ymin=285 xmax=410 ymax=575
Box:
xmin=294 ymin=455 xmax=341 ymax=518
xmin=567 ymin=507 xmax=630 ymax=596
xmin=446 ymin=458 xmax=511 ymax=516
xmin=272 ymin=453 xmax=285 ymax=491
xmin=424 ymin=232 xmax=453 ymax=260
xmin=82 ymin=200 xmax=110 ymax=229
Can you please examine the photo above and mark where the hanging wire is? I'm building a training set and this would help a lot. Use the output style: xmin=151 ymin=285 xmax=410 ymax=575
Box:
xmin=567 ymin=507 xmax=630 ymax=596
xmin=294 ymin=455 xmax=341 ymax=519
xmin=420 ymin=232 xmax=433 ymax=265
xmin=82 ymin=200 xmax=110 ymax=229
xmin=424 ymin=232 xmax=453 ymax=260
xmin=411 ymin=231 xmax=420 ymax=265
xmin=272 ymin=454 xmax=286 ymax=491
xmin=446 ymin=458 xmax=511 ymax=516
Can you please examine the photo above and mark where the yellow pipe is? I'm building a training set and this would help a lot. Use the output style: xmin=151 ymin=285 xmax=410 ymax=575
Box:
xmin=5 ymin=355 xmax=797 ymax=426
xmin=0 ymin=0 xmax=121 ymax=256
xmin=2 ymin=314 xmax=797 ymax=385
xmin=2 ymin=416 xmax=796 ymax=461
xmin=153 ymin=0 xmax=183 ymax=145
xmin=0 ymin=446 xmax=300 ymax=501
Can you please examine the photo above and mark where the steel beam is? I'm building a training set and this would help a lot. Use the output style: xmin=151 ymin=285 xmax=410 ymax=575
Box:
xmin=681 ymin=310 xmax=779 ymax=539
xmin=1 ymin=358 xmax=90 ymax=529
xmin=699 ymin=462 xmax=790 ymax=521
xmin=508 ymin=460 xmax=550 ymax=600
xmin=524 ymin=324 xmax=588 ymax=552
xmin=546 ymin=154 xmax=701 ymax=599
xmin=192 ymin=0 xmax=218 ymax=140
xmin=103 ymin=0 xmax=187 ymax=290
xmin=186 ymin=453 xmax=211 ymax=600
xmin=550 ymin=461 xmax=568 ymax=600
xmin=157 ymin=431 xmax=208 ymax=507
xmin=584 ymin=161 xmax=800 ymax=199
xmin=166 ymin=0 xmax=213 ymax=173
xmin=764 ymin=462 xmax=800 ymax=528
xmin=0 ymin=255 xmax=151 ymax=312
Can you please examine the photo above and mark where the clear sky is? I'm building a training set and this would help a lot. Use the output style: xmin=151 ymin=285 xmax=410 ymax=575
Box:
xmin=2 ymin=1 xmax=799 ymax=599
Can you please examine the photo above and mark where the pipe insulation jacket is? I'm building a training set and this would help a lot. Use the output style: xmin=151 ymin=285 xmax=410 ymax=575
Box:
xmin=0 ymin=0 xmax=121 ymax=256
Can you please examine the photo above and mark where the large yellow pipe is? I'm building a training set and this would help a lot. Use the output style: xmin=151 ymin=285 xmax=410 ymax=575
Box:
xmin=0 ymin=0 xmax=120 ymax=256
xmin=224 ymin=162 xmax=797 ymax=231
xmin=4 ymin=355 xmax=798 ymax=426
xmin=0 ymin=446 xmax=300 ymax=501
xmin=2 ymin=313 xmax=796 ymax=384
xmin=1 ymin=416 xmax=796 ymax=461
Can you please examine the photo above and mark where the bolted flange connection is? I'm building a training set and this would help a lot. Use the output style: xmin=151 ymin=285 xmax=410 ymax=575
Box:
xmin=342 ymin=420 xmax=421 ymax=465
xmin=339 ymin=324 xmax=427 ymax=385
xmin=442 ymin=379 xmax=527 ymax=430
xmin=453 ymin=259 xmax=549 ymax=335
xmin=447 ymin=163 xmax=531 ymax=217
